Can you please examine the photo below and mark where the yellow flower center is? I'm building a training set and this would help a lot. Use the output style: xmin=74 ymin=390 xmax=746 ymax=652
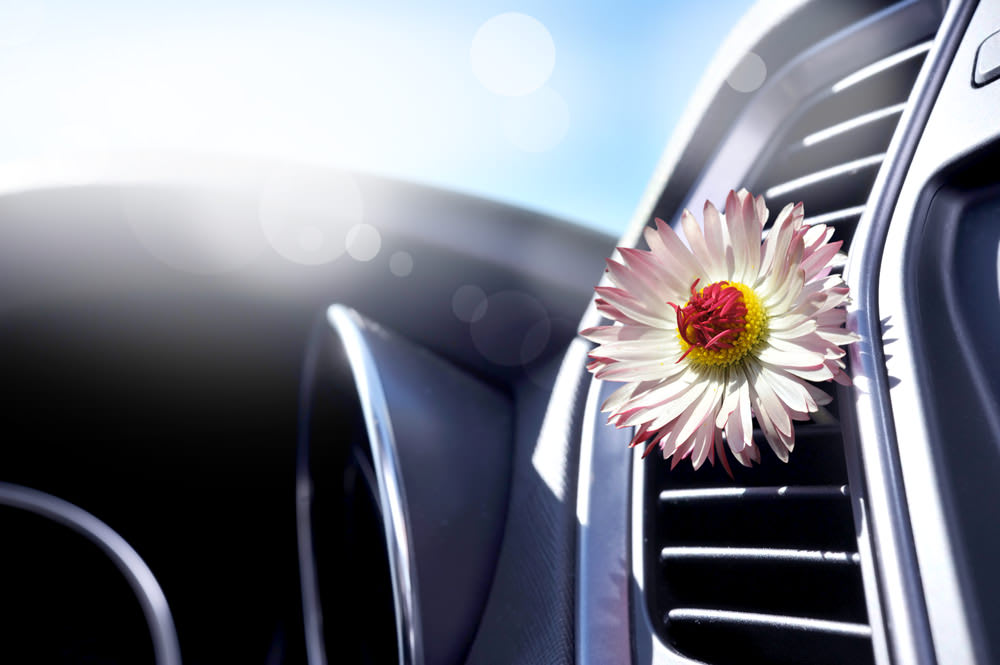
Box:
xmin=671 ymin=280 xmax=767 ymax=368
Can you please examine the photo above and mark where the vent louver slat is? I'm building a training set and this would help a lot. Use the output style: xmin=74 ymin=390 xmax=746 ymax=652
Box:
xmin=646 ymin=425 xmax=872 ymax=664
xmin=753 ymin=38 xmax=933 ymax=236
xmin=660 ymin=546 xmax=861 ymax=565
xmin=642 ymin=6 xmax=935 ymax=665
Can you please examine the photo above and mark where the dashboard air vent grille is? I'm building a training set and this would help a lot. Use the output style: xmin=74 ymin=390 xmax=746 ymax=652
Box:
xmin=643 ymin=13 xmax=935 ymax=665
xmin=750 ymin=39 xmax=932 ymax=250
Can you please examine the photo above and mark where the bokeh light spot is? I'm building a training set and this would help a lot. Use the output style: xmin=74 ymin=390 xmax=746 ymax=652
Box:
xmin=470 ymin=13 xmax=555 ymax=97
xmin=452 ymin=285 xmax=488 ymax=323
xmin=502 ymin=87 xmax=570 ymax=153
xmin=389 ymin=251 xmax=413 ymax=277
xmin=520 ymin=316 xmax=552 ymax=365
xmin=259 ymin=167 xmax=362 ymax=266
xmin=726 ymin=52 xmax=767 ymax=93
xmin=470 ymin=290 xmax=550 ymax=366
xmin=297 ymin=226 xmax=325 ymax=252
xmin=124 ymin=186 xmax=267 ymax=275
xmin=345 ymin=223 xmax=381 ymax=262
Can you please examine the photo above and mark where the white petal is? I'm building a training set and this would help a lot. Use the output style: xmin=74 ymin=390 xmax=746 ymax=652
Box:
xmin=604 ymin=258 xmax=673 ymax=319
xmin=645 ymin=218 xmax=706 ymax=287
xmin=755 ymin=343 xmax=825 ymax=370
xmin=681 ymin=209 xmax=725 ymax=282
xmin=702 ymin=200 xmax=730 ymax=278
xmin=724 ymin=382 xmax=753 ymax=453
xmin=670 ymin=380 xmax=724 ymax=448
xmin=691 ymin=419 xmax=716 ymax=469
xmin=759 ymin=364 xmax=817 ymax=414
xmin=747 ymin=362 xmax=793 ymax=438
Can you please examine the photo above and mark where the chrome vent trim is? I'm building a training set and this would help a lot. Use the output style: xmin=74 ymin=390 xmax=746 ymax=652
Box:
xmin=847 ymin=1 xmax=985 ymax=664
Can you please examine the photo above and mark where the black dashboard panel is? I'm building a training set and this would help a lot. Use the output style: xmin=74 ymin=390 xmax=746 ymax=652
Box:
xmin=0 ymin=165 xmax=613 ymax=664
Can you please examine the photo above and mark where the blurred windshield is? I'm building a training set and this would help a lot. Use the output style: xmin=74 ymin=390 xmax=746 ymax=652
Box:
xmin=0 ymin=0 xmax=755 ymax=235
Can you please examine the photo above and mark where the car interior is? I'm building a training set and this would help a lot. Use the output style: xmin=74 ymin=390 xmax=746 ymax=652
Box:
xmin=1 ymin=0 xmax=999 ymax=664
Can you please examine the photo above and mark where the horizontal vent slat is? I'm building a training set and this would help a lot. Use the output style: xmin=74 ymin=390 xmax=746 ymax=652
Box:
xmin=831 ymin=40 xmax=932 ymax=92
xmin=806 ymin=206 xmax=866 ymax=226
xmin=768 ymin=105 xmax=905 ymax=183
xmin=660 ymin=485 xmax=848 ymax=503
xmin=667 ymin=609 xmax=872 ymax=638
xmin=656 ymin=496 xmax=857 ymax=551
xmin=776 ymin=41 xmax=928 ymax=144
xmin=660 ymin=546 xmax=861 ymax=564
xmin=801 ymin=103 xmax=907 ymax=148
xmin=765 ymin=154 xmax=885 ymax=200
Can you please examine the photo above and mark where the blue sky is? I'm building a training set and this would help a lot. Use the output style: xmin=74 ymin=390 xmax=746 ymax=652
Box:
xmin=0 ymin=1 xmax=756 ymax=235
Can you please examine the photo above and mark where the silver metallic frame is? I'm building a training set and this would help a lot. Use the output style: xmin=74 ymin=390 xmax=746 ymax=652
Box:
xmin=296 ymin=304 xmax=421 ymax=665
xmin=0 ymin=482 xmax=181 ymax=665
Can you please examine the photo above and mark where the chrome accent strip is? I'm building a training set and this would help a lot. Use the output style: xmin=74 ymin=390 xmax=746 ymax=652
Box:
xmin=832 ymin=41 xmax=933 ymax=92
xmin=296 ymin=324 xmax=328 ymax=665
xmin=802 ymin=103 xmax=907 ymax=147
xmin=575 ymin=376 xmax=633 ymax=665
xmin=667 ymin=608 xmax=873 ymax=638
xmin=324 ymin=304 xmax=421 ymax=665
xmin=765 ymin=154 xmax=885 ymax=199
xmin=845 ymin=2 xmax=977 ymax=665
xmin=0 ymin=482 xmax=181 ymax=665
xmin=660 ymin=485 xmax=849 ymax=502
xmin=661 ymin=546 xmax=860 ymax=565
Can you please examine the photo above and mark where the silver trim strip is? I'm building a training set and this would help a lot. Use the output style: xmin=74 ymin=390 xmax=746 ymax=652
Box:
xmin=845 ymin=2 xmax=978 ymax=665
xmin=667 ymin=608 xmax=873 ymax=638
xmin=660 ymin=546 xmax=860 ymax=565
xmin=0 ymin=482 xmax=181 ymax=665
xmin=296 ymin=327 xmax=327 ymax=665
xmin=575 ymin=373 xmax=633 ymax=665
xmin=660 ymin=485 xmax=849 ymax=502
xmin=765 ymin=154 xmax=885 ymax=199
xmin=325 ymin=304 xmax=422 ymax=665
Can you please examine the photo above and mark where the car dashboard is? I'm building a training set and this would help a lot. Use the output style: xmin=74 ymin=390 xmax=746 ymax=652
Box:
xmin=1 ymin=1 xmax=999 ymax=665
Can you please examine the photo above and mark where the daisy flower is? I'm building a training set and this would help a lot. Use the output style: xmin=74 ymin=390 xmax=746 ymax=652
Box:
xmin=581 ymin=189 xmax=856 ymax=472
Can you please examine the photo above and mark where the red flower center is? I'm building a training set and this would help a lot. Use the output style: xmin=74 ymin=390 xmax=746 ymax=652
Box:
xmin=670 ymin=279 xmax=747 ymax=361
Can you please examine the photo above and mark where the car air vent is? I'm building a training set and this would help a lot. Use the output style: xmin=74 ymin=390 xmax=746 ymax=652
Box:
xmin=643 ymin=419 xmax=872 ymax=665
xmin=747 ymin=38 xmax=932 ymax=250
xmin=641 ymin=8 xmax=937 ymax=665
